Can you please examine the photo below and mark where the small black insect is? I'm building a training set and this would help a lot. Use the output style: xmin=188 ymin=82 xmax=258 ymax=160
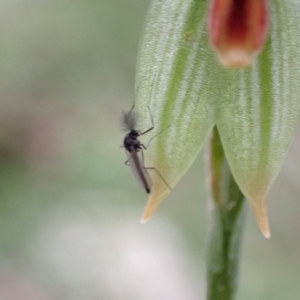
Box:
xmin=121 ymin=103 xmax=171 ymax=194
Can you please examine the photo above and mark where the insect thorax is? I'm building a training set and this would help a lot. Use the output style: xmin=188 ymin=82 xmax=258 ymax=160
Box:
xmin=124 ymin=131 xmax=141 ymax=152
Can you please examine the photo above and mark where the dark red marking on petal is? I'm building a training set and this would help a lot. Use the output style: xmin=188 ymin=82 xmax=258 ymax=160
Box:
xmin=208 ymin=0 xmax=269 ymax=67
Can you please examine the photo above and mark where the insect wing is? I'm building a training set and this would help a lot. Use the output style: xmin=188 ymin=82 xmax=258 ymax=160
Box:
xmin=126 ymin=150 xmax=152 ymax=193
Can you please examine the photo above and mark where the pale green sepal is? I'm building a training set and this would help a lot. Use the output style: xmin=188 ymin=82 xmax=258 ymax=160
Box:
xmin=134 ymin=0 xmax=215 ymax=220
xmin=216 ymin=0 xmax=300 ymax=237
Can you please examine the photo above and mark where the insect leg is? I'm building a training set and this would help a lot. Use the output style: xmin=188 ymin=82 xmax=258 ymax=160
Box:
xmin=140 ymin=75 xmax=157 ymax=135
xmin=145 ymin=167 xmax=172 ymax=191
xmin=128 ymin=102 xmax=135 ymax=116
xmin=144 ymin=125 xmax=171 ymax=149
xmin=139 ymin=148 xmax=171 ymax=191
xmin=140 ymin=148 xmax=146 ymax=164
xmin=139 ymin=125 xmax=171 ymax=150
xmin=140 ymin=104 xmax=155 ymax=135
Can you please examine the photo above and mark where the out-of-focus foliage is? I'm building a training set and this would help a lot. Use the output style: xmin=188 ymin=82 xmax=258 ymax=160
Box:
xmin=0 ymin=1 xmax=299 ymax=299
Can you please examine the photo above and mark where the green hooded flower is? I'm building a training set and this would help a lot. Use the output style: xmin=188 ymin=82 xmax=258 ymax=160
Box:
xmin=135 ymin=0 xmax=300 ymax=238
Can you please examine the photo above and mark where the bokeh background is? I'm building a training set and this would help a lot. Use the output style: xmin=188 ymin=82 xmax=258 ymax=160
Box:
xmin=0 ymin=0 xmax=299 ymax=299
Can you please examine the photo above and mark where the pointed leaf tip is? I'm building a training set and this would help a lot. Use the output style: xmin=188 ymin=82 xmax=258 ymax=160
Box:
xmin=140 ymin=193 xmax=163 ymax=223
xmin=140 ymin=184 xmax=172 ymax=223
xmin=140 ymin=217 xmax=149 ymax=224
xmin=250 ymin=198 xmax=270 ymax=238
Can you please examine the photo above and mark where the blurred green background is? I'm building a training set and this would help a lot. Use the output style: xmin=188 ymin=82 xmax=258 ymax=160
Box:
xmin=0 ymin=0 xmax=299 ymax=299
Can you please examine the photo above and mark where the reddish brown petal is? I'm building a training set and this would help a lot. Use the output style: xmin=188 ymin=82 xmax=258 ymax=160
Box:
xmin=208 ymin=0 xmax=269 ymax=67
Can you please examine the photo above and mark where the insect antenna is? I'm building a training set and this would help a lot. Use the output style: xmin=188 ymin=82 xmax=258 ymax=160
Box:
xmin=120 ymin=69 xmax=159 ymax=133
xmin=139 ymin=70 xmax=160 ymax=134
xmin=120 ymin=109 xmax=138 ymax=132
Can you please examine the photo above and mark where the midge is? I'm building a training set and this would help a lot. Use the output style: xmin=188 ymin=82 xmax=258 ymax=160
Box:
xmin=120 ymin=86 xmax=171 ymax=194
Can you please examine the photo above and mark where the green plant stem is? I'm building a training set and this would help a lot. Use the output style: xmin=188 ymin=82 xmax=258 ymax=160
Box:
xmin=206 ymin=127 xmax=246 ymax=300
